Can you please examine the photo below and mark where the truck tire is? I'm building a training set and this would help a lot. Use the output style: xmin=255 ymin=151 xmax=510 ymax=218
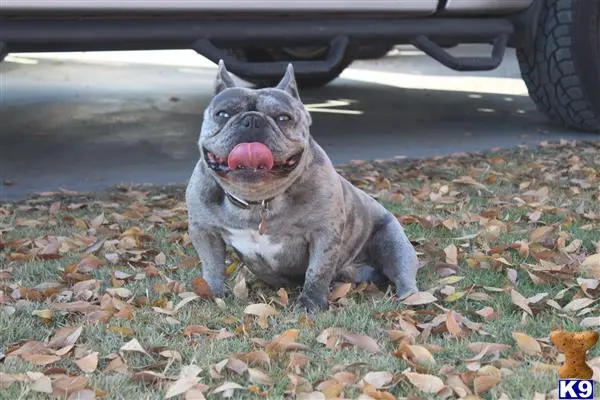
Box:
xmin=517 ymin=0 xmax=600 ymax=132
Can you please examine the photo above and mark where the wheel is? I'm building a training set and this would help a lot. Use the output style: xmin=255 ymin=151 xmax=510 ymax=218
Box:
xmin=228 ymin=46 xmax=355 ymax=89
xmin=517 ymin=0 xmax=600 ymax=132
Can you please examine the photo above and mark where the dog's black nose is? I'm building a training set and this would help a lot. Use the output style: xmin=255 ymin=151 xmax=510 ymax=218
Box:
xmin=240 ymin=113 xmax=265 ymax=130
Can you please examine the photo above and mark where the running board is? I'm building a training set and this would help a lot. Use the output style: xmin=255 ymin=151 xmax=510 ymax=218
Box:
xmin=411 ymin=33 xmax=509 ymax=71
xmin=0 ymin=42 xmax=7 ymax=61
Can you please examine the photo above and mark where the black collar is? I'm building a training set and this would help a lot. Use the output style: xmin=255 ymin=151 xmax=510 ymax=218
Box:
xmin=225 ymin=192 xmax=272 ymax=210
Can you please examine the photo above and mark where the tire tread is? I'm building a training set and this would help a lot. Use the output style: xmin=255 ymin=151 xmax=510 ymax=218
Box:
xmin=517 ymin=0 xmax=600 ymax=132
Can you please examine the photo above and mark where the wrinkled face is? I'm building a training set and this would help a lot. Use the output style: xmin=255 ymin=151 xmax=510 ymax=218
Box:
xmin=198 ymin=63 xmax=312 ymax=201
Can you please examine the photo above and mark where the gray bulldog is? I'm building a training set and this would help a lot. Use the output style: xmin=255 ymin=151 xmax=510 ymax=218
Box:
xmin=186 ymin=61 xmax=419 ymax=311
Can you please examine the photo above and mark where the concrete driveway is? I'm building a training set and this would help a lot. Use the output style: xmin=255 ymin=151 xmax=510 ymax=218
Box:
xmin=0 ymin=46 xmax=595 ymax=200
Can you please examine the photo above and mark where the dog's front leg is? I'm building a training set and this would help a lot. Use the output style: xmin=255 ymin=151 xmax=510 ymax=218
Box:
xmin=189 ymin=225 xmax=227 ymax=297
xmin=297 ymin=232 xmax=341 ymax=312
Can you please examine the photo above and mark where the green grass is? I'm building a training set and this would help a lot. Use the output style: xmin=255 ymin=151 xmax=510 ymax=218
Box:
xmin=1 ymin=141 xmax=600 ymax=399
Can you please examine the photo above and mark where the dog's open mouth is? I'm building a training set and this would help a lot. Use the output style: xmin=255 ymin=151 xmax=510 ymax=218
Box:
xmin=203 ymin=144 xmax=303 ymax=176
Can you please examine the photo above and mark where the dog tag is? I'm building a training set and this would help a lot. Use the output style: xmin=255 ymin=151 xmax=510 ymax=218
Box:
xmin=258 ymin=217 xmax=267 ymax=235
xmin=258 ymin=199 xmax=268 ymax=235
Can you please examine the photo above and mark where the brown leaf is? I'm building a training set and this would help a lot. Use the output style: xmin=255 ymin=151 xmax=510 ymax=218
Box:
xmin=104 ymin=356 xmax=128 ymax=373
xmin=529 ymin=226 xmax=553 ymax=243
xmin=452 ymin=176 xmax=490 ymax=192
xmin=247 ymin=368 xmax=274 ymax=386
xmin=562 ymin=297 xmax=595 ymax=312
xmin=512 ymin=332 xmax=541 ymax=355
xmin=475 ymin=307 xmax=498 ymax=321
xmin=244 ymin=303 xmax=278 ymax=329
xmin=404 ymin=372 xmax=445 ymax=393
xmin=191 ymin=277 xmax=214 ymax=299
xmin=510 ymin=289 xmax=533 ymax=316
xmin=329 ymin=282 xmax=352 ymax=302
xmin=165 ymin=365 xmax=202 ymax=398
xmin=67 ymin=389 xmax=96 ymax=400
xmin=27 ymin=372 xmax=53 ymax=394
xmin=52 ymin=376 xmax=89 ymax=397
xmin=401 ymin=291 xmax=437 ymax=306
xmin=276 ymin=288 xmax=289 ymax=307
xmin=233 ymin=275 xmax=248 ymax=301
xmin=119 ymin=338 xmax=149 ymax=356
xmin=49 ymin=201 xmax=61 ymax=215
xmin=131 ymin=371 xmax=167 ymax=384
xmin=467 ymin=342 xmax=511 ymax=356
xmin=404 ymin=345 xmax=436 ymax=367
xmin=239 ymin=350 xmax=271 ymax=368
xmin=22 ymin=354 xmax=61 ymax=366
xmin=343 ymin=333 xmax=381 ymax=353
xmin=75 ymin=352 xmax=99 ymax=373
xmin=444 ymin=245 xmax=458 ymax=266
xmin=362 ymin=371 xmax=393 ymax=389
xmin=446 ymin=310 xmax=466 ymax=337
xmin=316 ymin=379 xmax=343 ymax=398
xmin=333 ymin=371 xmax=356 ymax=386
xmin=473 ymin=375 xmax=500 ymax=394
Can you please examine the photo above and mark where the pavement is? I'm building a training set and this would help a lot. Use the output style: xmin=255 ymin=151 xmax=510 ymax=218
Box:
xmin=0 ymin=45 xmax=596 ymax=201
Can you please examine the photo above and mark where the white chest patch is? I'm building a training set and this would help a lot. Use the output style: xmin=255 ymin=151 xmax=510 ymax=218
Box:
xmin=226 ymin=228 xmax=283 ymax=264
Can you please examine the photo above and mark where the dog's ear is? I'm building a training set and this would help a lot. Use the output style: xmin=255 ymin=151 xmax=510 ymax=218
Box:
xmin=276 ymin=63 xmax=300 ymax=100
xmin=215 ymin=60 xmax=236 ymax=94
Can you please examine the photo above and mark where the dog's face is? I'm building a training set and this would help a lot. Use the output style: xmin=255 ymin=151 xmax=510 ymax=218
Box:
xmin=198 ymin=62 xmax=313 ymax=201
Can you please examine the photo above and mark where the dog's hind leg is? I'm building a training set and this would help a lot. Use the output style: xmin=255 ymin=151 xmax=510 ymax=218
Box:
xmin=367 ymin=214 xmax=419 ymax=298
xmin=336 ymin=264 xmax=388 ymax=285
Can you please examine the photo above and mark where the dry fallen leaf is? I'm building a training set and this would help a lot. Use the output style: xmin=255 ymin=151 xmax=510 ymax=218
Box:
xmin=444 ymin=244 xmax=458 ymax=266
xmin=248 ymin=368 xmax=275 ymax=386
xmin=212 ymin=381 xmax=245 ymax=397
xmin=316 ymin=379 xmax=343 ymax=398
xmin=404 ymin=345 xmax=436 ymax=367
xmin=165 ymin=364 xmax=202 ymax=399
xmin=29 ymin=372 xmax=53 ymax=394
xmin=404 ymin=372 xmax=445 ymax=393
xmin=233 ymin=275 xmax=248 ymax=300
xmin=48 ymin=325 xmax=83 ymax=349
xmin=119 ymin=338 xmax=149 ymax=356
xmin=52 ymin=376 xmax=89 ymax=397
xmin=191 ymin=277 xmax=214 ymax=299
xmin=343 ymin=333 xmax=381 ymax=353
xmin=75 ymin=352 xmax=99 ymax=373
xmin=402 ymin=291 xmax=437 ymax=305
xmin=510 ymin=289 xmax=533 ymax=316
xmin=562 ymin=297 xmax=595 ymax=312
xmin=473 ymin=375 xmax=501 ymax=394
xmin=329 ymin=282 xmax=353 ymax=302
xmin=512 ymin=332 xmax=541 ymax=355
xmin=244 ymin=303 xmax=278 ymax=328
xmin=361 ymin=371 xmax=393 ymax=389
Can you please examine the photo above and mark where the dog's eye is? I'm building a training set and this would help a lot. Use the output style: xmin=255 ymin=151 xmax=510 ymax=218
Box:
xmin=216 ymin=110 xmax=230 ymax=119
xmin=277 ymin=114 xmax=291 ymax=122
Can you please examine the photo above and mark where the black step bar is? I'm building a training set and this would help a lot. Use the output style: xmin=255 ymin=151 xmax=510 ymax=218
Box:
xmin=411 ymin=33 xmax=509 ymax=71
xmin=0 ymin=17 xmax=514 ymax=73
xmin=0 ymin=42 xmax=7 ymax=61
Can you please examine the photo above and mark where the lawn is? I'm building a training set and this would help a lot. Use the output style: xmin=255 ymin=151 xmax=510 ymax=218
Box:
xmin=1 ymin=140 xmax=599 ymax=400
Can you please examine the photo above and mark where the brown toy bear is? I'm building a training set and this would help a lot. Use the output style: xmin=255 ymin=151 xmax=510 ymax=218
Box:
xmin=550 ymin=330 xmax=599 ymax=379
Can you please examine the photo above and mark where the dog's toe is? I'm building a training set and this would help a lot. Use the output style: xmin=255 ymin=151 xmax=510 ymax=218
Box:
xmin=296 ymin=293 xmax=328 ymax=313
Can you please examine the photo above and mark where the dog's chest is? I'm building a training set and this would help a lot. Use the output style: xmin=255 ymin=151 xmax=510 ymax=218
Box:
xmin=225 ymin=228 xmax=283 ymax=264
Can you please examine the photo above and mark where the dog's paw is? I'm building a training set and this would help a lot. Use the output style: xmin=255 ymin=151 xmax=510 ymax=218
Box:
xmin=202 ymin=278 xmax=229 ymax=298
xmin=296 ymin=292 xmax=328 ymax=314
xmin=395 ymin=286 xmax=418 ymax=301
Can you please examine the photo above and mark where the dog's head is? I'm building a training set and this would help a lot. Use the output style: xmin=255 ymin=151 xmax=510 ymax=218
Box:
xmin=198 ymin=61 xmax=312 ymax=202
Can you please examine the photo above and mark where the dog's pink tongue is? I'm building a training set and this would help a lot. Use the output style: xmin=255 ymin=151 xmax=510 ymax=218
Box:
xmin=227 ymin=142 xmax=274 ymax=170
